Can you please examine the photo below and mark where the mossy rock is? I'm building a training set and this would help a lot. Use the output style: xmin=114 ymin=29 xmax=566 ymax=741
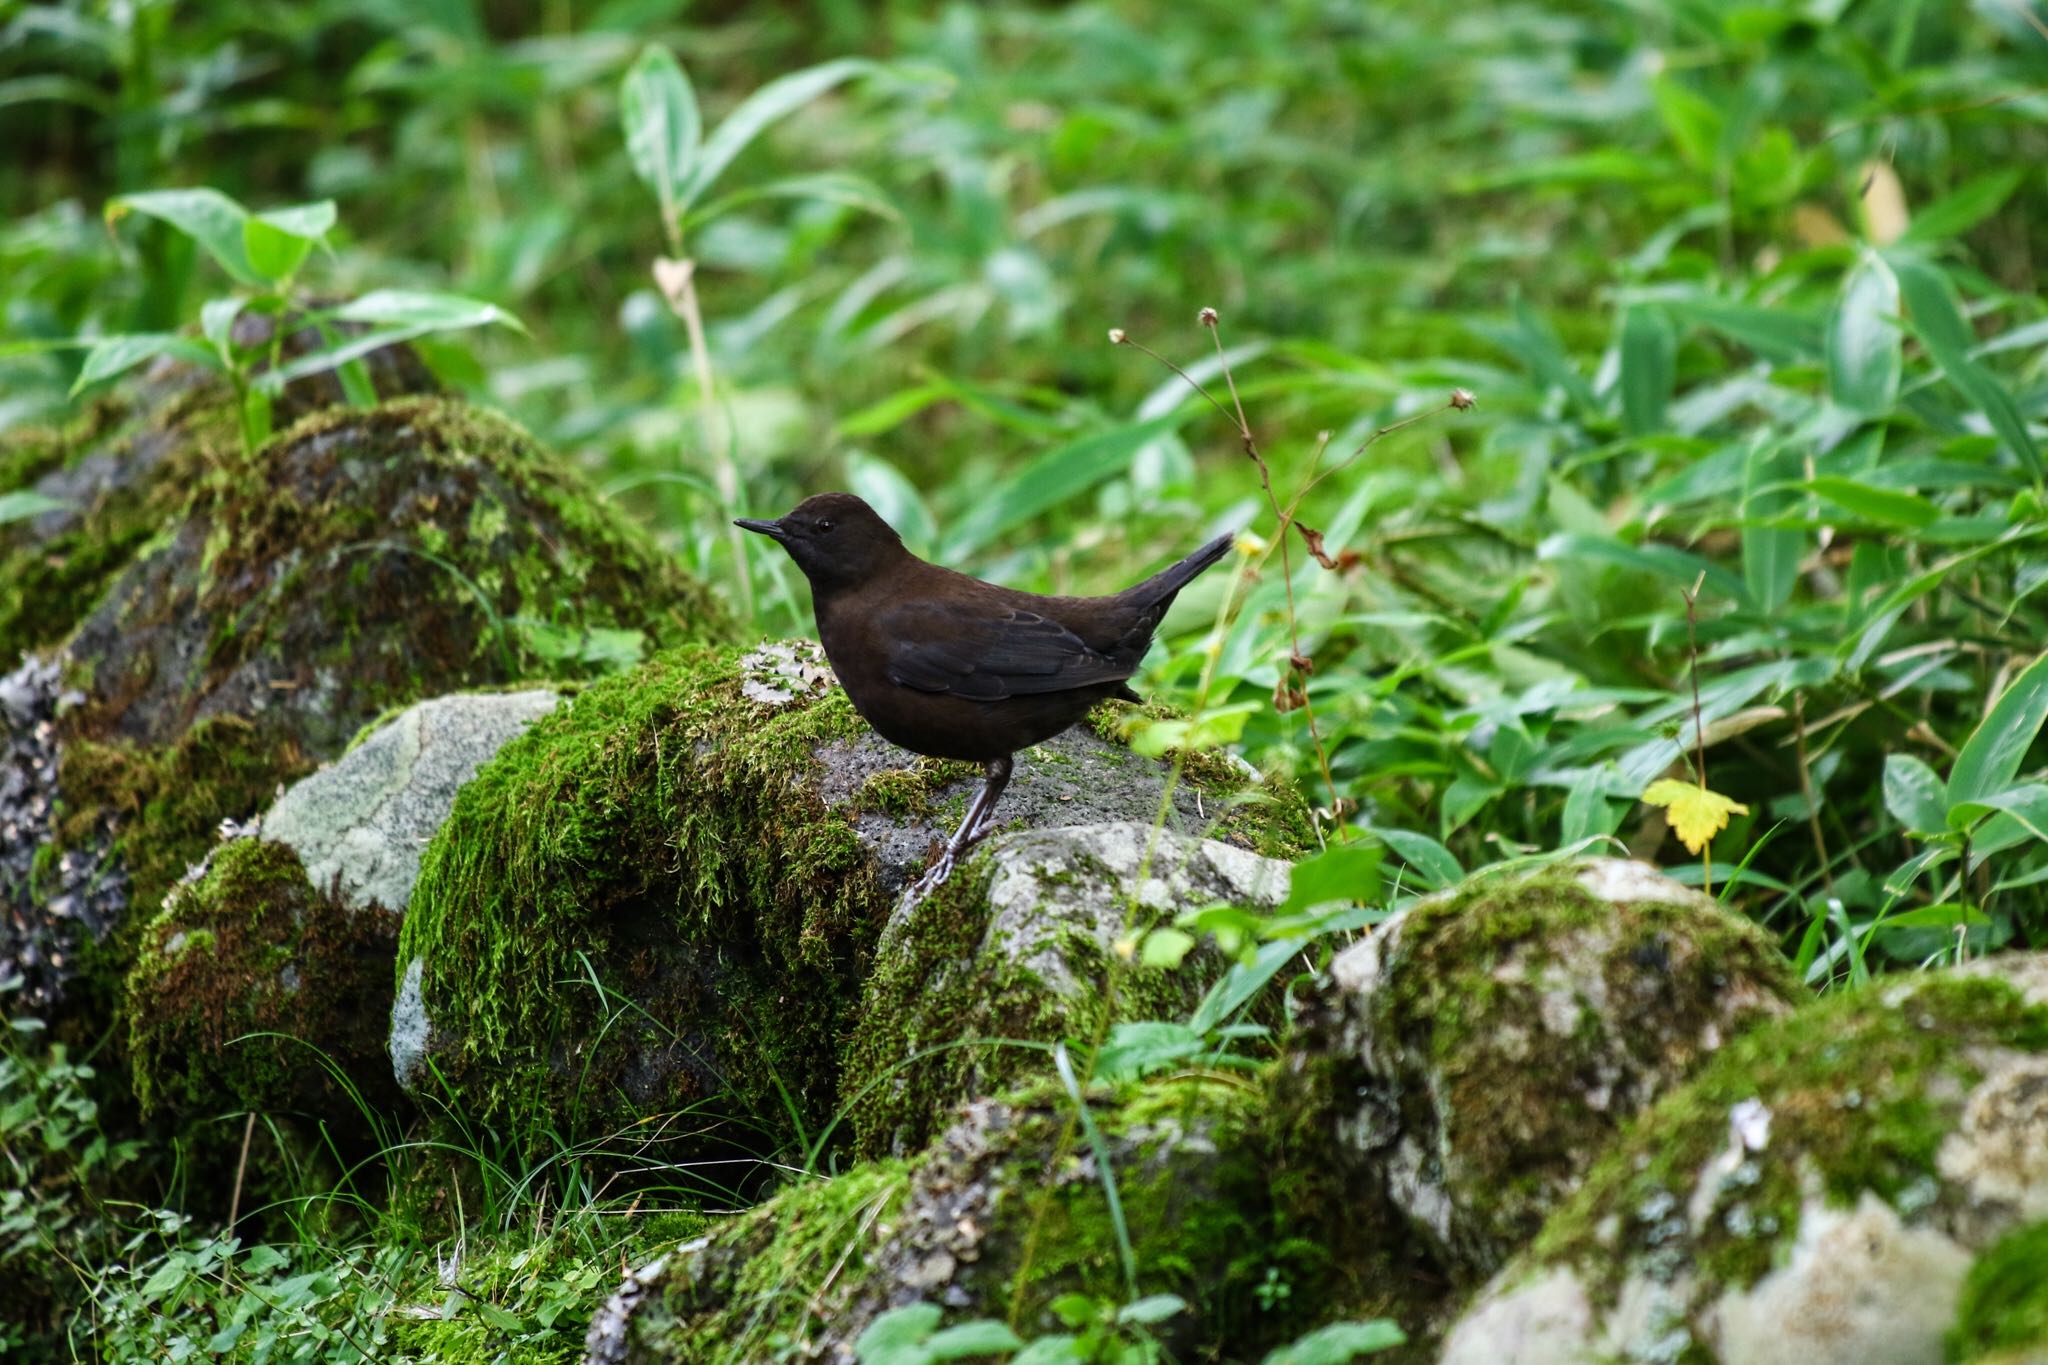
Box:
xmin=392 ymin=639 xmax=1303 ymax=1159
xmin=124 ymin=689 xmax=561 ymax=1125
xmin=0 ymin=323 xmax=437 ymax=666
xmin=844 ymin=820 xmax=1291 ymax=1159
xmin=1271 ymin=858 xmax=1797 ymax=1287
xmin=126 ymin=837 xmax=398 ymax=1119
xmin=1442 ymin=954 xmax=2048 ymax=1365
xmin=595 ymin=1075 xmax=1289 ymax=1364
xmin=8 ymin=395 xmax=727 ymax=1033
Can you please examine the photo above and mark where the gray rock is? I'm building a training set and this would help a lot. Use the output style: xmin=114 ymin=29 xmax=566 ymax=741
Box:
xmin=1264 ymin=856 xmax=1799 ymax=1326
xmin=265 ymin=689 xmax=559 ymax=913
xmin=0 ymin=655 xmax=118 ymax=1012
xmin=389 ymin=956 xmax=432 ymax=1090
xmin=845 ymin=821 xmax=1290 ymax=1156
xmin=1440 ymin=952 xmax=2048 ymax=1365
xmin=598 ymin=1076 xmax=1269 ymax=1363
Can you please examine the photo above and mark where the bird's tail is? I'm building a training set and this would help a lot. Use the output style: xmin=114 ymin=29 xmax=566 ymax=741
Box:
xmin=1122 ymin=530 xmax=1237 ymax=608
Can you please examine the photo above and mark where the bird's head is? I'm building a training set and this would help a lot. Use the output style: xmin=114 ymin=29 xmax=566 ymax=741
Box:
xmin=735 ymin=492 xmax=908 ymax=591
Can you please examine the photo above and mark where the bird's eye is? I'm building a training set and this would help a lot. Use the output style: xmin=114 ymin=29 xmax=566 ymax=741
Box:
xmin=817 ymin=519 xmax=835 ymax=533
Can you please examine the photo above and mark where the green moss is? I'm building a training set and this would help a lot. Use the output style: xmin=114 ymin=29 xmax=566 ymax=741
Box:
xmin=1086 ymin=699 xmax=1316 ymax=858
xmin=398 ymin=643 xmax=914 ymax=1146
xmin=1949 ymin=1221 xmax=2048 ymax=1363
xmin=1376 ymin=865 xmax=1796 ymax=1231
xmin=633 ymin=1162 xmax=913 ymax=1362
xmin=0 ymin=392 xmax=226 ymax=661
xmin=842 ymin=840 xmax=1234 ymax=1159
xmin=1262 ymin=1046 xmax=1446 ymax=1338
xmin=983 ymin=1076 xmax=1275 ymax=1340
xmin=1531 ymin=974 xmax=2048 ymax=1303
xmin=125 ymin=838 xmax=398 ymax=1120
xmin=636 ymin=1076 xmax=1287 ymax=1361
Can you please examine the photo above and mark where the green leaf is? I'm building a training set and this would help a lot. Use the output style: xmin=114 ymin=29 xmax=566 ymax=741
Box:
xmin=0 ymin=490 xmax=69 ymax=525
xmin=1536 ymin=532 xmax=1746 ymax=603
xmin=1883 ymin=753 xmax=1949 ymax=833
xmin=1652 ymin=77 xmax=1724 ymax=173
xmin=1190 ymin=939 xmax=1299 ymax=1034
xmin=1262 ymin=1320 xmax=1408 ymax=1364
xmin=1619 ymin=306 xmax=1675 ymax=435
xmin=1948 ymin=652 xmax=2048 ymax=811
xmin=926 ymin=1321 xmax=1025 ymax=1358
xmin=243 ymin=216 xmax=313 ymax=284
xmin=941 ymin=414 xmax=1185 ymax=558
xmin=684 ymin=171 xmax=900 ymax=231
xmin=1902 ymin=171 xmax=2022 ymax=245
xmin=1826 ymin=253 xmax=1901 ymax=415
xmin=677 ymin=58 xmax=881 ymax=214
xmin=1117 ymin=1294 xmax=1187 ymax=1326
xmin=333 ymin=289 xmax=527 ymax=334
xmin=474 ymin=1301 xmax=525 ymax=1332
xmin=1095 ymin=1020 xmax=1204 ymax=1081
xmin=1870 ymin=903 xmax=1989 ymax=937
xmin=70 ymin=334 xmax=221 ymax=396
xmin=1367 ymin=826 xmax=1464 ymax=890
xmin=1741 ymin=440 xmax=1803 ymax=612
xmin=1279 ymin=842 xmax=1383 ymax=915
xmin=1561 ymin=768 xmax=1621 ymax=844
xmin=1138 ymin=927 xmax=1196 ymax=969
xmin=1013 ymin=1338 xmax=1087 ymax=1365
xmin=1804 ymin=477 xmax=1939 ymax=529
xmin=1894 ymin=257 xmax=2040 ymax=478
xmin=238 ymin=1244 xmax=289 ymax=1275
xmin=1663 ymin=296 xmax=1823 ymax=362
xmin=200 ymin=297 xmax=245 ymax=359
xmin=257 ymin=200 xmax=338 ymax=240
xmin=1948 ymin=782 xmax=2048 ymax=842
xmin=107 ymin=188 xmax=263 ymax=286
xmin=621 ymin=46 xmax=701 ymax=231
xmin=258 ymin=295 xmax=524 ymax=394
xmin=856 ymin=1303 xmax=943 ymax=1361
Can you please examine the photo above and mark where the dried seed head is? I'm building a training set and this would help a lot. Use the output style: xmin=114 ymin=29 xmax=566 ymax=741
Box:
xmin=1450 ymin=387 xmax=1477 ymax=410
xmin=1198 ymin=306 xmax=1219 ymax=327
xmin=1108 ymin=328 xmax=1128 ymax=345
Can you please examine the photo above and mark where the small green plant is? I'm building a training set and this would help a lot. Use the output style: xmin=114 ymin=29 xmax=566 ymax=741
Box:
xmin=72 ymin=187 xmax=523 ymax=453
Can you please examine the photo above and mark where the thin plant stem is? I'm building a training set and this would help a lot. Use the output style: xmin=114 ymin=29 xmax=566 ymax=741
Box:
xmin=1683 ymin=575 xmax=1712 ymax=896
xmin=660 ymin=258 xmax=756 ymax=622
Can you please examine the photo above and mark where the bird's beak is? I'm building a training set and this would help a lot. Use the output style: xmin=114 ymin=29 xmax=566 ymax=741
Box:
xmin=734 ymin=517 xmax=787 ymax=541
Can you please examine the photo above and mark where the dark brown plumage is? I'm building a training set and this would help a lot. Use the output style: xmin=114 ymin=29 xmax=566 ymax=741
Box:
xmin=736 ymin=492 xmax=1234 ymax=892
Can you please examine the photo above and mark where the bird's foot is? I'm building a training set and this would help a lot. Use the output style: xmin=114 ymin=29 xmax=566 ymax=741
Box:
xmin=903 ymin=848 xmax=959 ymax=904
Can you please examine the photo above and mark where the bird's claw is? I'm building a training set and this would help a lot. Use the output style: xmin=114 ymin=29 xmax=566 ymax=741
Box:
xmin=903 ymin=849 xmax=958 ymax=904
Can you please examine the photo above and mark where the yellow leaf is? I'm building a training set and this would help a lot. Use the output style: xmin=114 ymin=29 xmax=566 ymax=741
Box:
xmin=1641 ymin=779 xmax=1750 ymax=855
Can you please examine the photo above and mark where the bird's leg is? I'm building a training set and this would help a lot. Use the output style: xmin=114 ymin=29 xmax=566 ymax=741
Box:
xmin=906 ymin=756 xmax=1016 ymax=901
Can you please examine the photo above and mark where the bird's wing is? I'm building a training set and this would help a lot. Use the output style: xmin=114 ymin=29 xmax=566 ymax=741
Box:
xmin=880 ymin=599 xmax=1138 ymax=700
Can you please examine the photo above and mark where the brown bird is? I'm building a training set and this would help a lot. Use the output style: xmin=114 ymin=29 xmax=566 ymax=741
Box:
xmin=736 ymin=493 xmax=1235 ymax=893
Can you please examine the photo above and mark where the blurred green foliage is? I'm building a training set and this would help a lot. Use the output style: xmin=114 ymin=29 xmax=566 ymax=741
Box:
xmin=4 ymin=0 xmax=2047 ymax=974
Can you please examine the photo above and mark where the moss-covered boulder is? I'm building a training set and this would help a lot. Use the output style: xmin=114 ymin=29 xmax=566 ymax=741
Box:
xmin=0 ymin=324 xmax=437 ymax=665
xmin=1440 ymin=956 xmax=2048 ymax=1365
xmin=126 ymin=837 xmax=395 ymax=1118
xmin=7 ymin=395 xmax=726 ymax=1030
xmin=590 ymin=1076 xmax=1284 ymax=1363
xmin=1266 ymin=858 xmax=1798 ymax=1313
xmin=126 ymin=689 xmax=561 ymax=1122
xmin=844 ymin=820 xmax=1291 ymax=1159
xmin=392 ymin=640 xmax=1304 ymax=1157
